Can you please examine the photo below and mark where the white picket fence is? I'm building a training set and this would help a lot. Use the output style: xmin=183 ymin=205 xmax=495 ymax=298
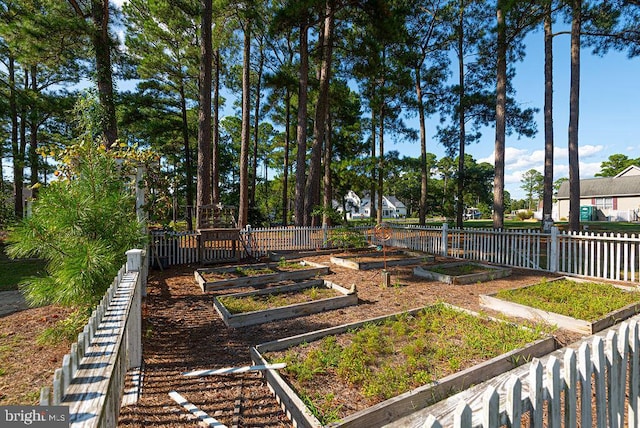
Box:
xmin=150 ymin=225 xmax=640 ymax=283
xmin=419 ymin=317 xmax=640 ymax=427
xmin=40 ymin=249 xmax=147 ymax=428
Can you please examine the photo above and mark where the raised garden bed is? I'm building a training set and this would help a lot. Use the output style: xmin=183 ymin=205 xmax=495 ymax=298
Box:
xmin=251 ymin=303 xmax=555 ymax=428
xmin=480 ymin=276 xmax=640 ymax=334
xmin=413 ymin=261 xmax=511 ymax=285
xmin=269 ymin=249 xmax=340 ymax=261
xmin=194 ymin=260 xmax=329 ymax=292
xmin=330 ymin=250 xmax=433 ymax=270
xmin=214 ymin=279 xmax=357 ymax=327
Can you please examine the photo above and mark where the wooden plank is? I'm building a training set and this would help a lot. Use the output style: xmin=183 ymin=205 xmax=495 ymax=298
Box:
xmin=214 ymin=280 xmax=358 ymax=328
xmin=413 ymin=262 xmax=511 ymax=285
xmin=168 ymin=391 xmax=227 ymax=428
xmin=183 ymin=363 xmax=286 ymax=377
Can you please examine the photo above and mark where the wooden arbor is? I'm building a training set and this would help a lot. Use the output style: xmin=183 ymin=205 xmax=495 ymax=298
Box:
xmin=196 ymin=204 xmax=242 ymax=263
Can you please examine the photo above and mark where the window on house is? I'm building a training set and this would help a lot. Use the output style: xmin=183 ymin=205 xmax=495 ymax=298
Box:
xmin=595 ymin=197 xmax=613 ymax=210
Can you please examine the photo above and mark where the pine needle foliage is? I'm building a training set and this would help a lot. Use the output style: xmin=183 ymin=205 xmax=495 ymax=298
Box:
xmin=6 ymin=97 xmax=146 ymax=309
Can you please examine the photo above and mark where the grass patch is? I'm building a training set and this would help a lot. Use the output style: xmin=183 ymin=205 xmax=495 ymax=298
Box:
xmin=267 ymin=303 xmax=547 ymax=424
xmin=219 ymin=287 xmax=338 ymax=314
xmin=495 ymin=279 xmax=640 ymax=321
xmin=0 ymin=242 xmax=45 ymax=291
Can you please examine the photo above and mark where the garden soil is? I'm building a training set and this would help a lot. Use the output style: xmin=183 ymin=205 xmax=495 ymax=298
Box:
xmin=116 ymin=252 xmax=583 ymax=427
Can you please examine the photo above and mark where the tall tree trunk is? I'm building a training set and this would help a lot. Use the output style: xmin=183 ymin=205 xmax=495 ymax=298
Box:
xmin=9 ymin=55 xmax=22 ymax=218
xmin=238 ymin=21 xmax=251 ymax=228
xmin=492 ymin=1 xmax=507 ymax=230
xmin=456 ymin=9 xmax=466 ymax=229
xmin=416 ymin=66 xmax=428 ymax=226
xmin=179 ymin=81 xmax=194 ymax=230
xmin=322 ymin=118 xmax=333 ymax=227
xmin=377 ymin=104 xmax=384 ymax=225
xmin=294 ymin=22 xmax=309 ymax=226
xmin=568 ymin=0 xmax=581 ymax=232
xmin=251 ymin=42 xmax=264 ymax=212
xmin=304 ymin=0 xmax=334 ymax=226
xmin=196 ymin=0 xmax=212 ymax=229
xmin=90 ymin=0 xmax=118 ymax=148
xmin=370 ymin=112 xmax=376 ymax=221
xmin=212 ymin=49 xmax=221 ymax=205
xmin=282 ymin=87 xmax=291 ymax=225
xmin=29 ymin=65 xmax=39 ymax=189
xmin=542 ymin=4 xmax=554 ymax=226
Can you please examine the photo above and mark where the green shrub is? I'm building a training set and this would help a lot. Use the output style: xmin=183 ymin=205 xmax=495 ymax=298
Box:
xmin=6 ymin=95 xmax=147 ymax=309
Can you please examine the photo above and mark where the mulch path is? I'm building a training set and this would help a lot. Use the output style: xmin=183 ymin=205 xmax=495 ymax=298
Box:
xmin=118 ymin=251 xmax=581 ymax=427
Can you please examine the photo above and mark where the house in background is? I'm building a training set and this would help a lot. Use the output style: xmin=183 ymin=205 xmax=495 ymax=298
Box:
xmin=555 ymin=165 xmax=640 ymax=222
xmin=335 ymin=191 xmax=408 ymax=220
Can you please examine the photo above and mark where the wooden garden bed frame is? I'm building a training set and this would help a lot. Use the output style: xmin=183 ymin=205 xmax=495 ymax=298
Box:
xmin=329 ymin=250 xmax=434 ymax=271
xmin=194 ymin=261 xmax=329 ymax=292
xmin=250 ymin=304 xmax=556 ymax=428
xmin=413 ymin=261 xmax=512 ymax=285
xmin=213 ymin=279 xmax=357 ymax=327
xmin=480 ymin=276 xmax=640 ymax=334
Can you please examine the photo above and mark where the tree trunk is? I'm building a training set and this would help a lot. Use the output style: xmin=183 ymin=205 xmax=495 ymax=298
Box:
xmin=251 ymin=42 xmax=264 ymax=212
xmin=196 ymin=0 xmax=212 ymax=229
xmin=322 ymin=117 xmax=333 ymax=227
xmin=568 ymin=0 xmax=581 ymax=232
xmin=542 ymin=4 xmax=554 ymax=223
xmin=179 ymin=82 xmax=194 ymax=230
xmin=370 ymin=112 xmax=376 ymax=221
xmin=29 ymin=65 xmax=39 ymax=189
xmin=212 ymin=49 xmax=221 ymax=205
xmin=238 ymin=21 xmax=251 ymax=228
xmin=304 ymin=0 xmax=334 ymax=227
xmin=9 ymin=55 xmax=23 ymax=218
xmin=377 ymin=104 xmax=384 ymax=225
xmin=456 ymin=8 xmax=466 ymax=229
xmin=492 ymin=2 xmax=507 ymax=230
xmin=416 ymin=66 xmax=428 ymax=226
xmin=294 ymin=23 xmax=309 ymax=226
xmin=282 ymin=87 xmax=291 ymax=225
xmin=90 ymin=0 xmax=118 ymax=148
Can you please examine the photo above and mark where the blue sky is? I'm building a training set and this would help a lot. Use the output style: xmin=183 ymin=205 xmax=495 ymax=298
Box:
xmin=394 ymin=29 xmax=640 ymax=199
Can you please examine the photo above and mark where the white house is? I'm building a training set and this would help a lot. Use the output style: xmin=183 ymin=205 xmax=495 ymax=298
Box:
xmin=555 ymin=165 xmax=640 ymax=222
xmin=335 ymin=191 xmax=408 ymax=220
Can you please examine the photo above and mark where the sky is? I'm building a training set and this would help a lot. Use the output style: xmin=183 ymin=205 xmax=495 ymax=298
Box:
xmin=392 ymin=29 xmax=640 ymax=199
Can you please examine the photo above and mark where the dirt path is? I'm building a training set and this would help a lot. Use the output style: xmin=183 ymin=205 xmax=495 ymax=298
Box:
xmin=118 ymin=253 xmax=577 ymax=427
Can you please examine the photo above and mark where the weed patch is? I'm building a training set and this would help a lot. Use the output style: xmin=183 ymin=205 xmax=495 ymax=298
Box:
xmin=219 ymin=287 xmax=338 ymax=314
xmin=495 ymin=279 xmax=640 ymax=321
xmin=267 ymin=303 xmax=547 ymax=422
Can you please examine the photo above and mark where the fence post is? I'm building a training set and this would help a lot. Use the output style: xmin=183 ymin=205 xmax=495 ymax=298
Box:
xmin=323 ymin=224 xmax=328 ymax=248
xmin=441 ymin=223 xmax=449 ymax=257
xmin=125 ymin=249 xmax=143 ymax=369
xmin=135 ymin=165 xmax=146 ymax=231
xmin=549 ymin=226 xmax=559 ymax=273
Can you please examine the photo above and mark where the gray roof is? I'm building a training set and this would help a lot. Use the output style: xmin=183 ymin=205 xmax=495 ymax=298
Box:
xmin=556 ymin=174 xmax=640 ymax=199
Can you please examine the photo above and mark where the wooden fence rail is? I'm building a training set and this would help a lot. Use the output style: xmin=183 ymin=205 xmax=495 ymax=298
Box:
xmin=150 ymin=225 xmax=640 ymax=283
xmin=40 ymin=249 xmax=147 ymax=428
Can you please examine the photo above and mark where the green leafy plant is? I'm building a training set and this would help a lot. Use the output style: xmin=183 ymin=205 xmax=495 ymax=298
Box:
xmin=328 ymin=227 xmax=367 ymax=250
xmin=37 ymin=310 xmax=89 ymax=345
xmin=6 ymin=94 xmax=147 ymax=310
